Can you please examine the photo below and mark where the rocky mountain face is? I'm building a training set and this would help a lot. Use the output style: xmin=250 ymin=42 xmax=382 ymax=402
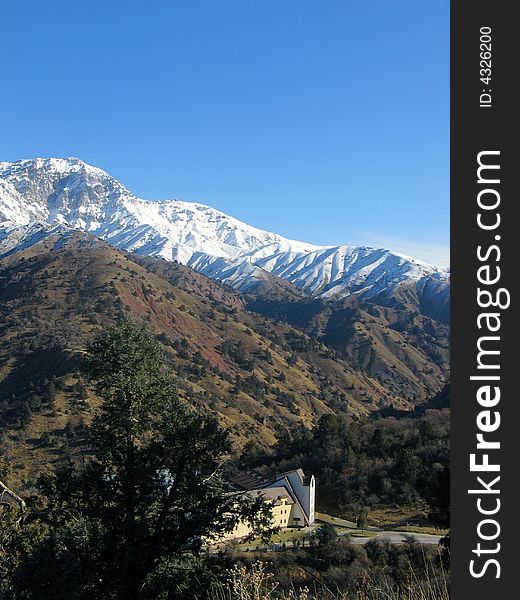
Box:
xmin=0 ymin=157 xmax=449 ymax=309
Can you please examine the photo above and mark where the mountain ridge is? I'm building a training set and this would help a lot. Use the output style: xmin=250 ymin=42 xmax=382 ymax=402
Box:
xmin=0 ymin=157 xmax=449 ymax=304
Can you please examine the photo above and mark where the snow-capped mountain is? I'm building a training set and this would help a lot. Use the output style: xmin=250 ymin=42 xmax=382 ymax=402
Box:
xmin=0 ymin=157 xmax=449 ymax=300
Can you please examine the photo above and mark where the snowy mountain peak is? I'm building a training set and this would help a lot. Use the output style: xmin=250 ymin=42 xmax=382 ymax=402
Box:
xmin=0 ymin=157 xmax=449 ymax=300
xmin=0 ymin=156 xmax=111 ymax=179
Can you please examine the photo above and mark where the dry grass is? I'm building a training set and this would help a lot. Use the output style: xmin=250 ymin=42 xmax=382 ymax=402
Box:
xmin=316 ymin=505 xmax=447 ymax=537
xmin=207 ymin=561 xmax=449 ymax=600
xmin=365 ymin=506 xmax=448 ymax=537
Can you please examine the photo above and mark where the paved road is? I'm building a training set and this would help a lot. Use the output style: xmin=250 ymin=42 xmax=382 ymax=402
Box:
xmin=346 ymin=530 xmax=442 ymax=545
xmin=314 ymin=514 xmax=443 ymax=545
xmin=228 ymin=528 xmax=443 ymax=553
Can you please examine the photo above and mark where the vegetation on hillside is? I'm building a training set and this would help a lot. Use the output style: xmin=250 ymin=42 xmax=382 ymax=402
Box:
xmin=246 ymin=292 xmax=449 ymax=405
xmin=0 ymin=235 xmax=428 ymax=485
xmin=0 ymin=322 xmax=271 ymax=599
xmin=240 ymin=408 xmax=449 ymax=528
xmin=0 ymin=240 xmax=451 ymax=598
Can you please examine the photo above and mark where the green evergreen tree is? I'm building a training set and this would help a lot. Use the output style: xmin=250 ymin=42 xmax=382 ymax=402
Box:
xmin=287 ymin=351 xmax=298 ymax=366
xmin=6 ymin=321 xmax=270 ymax=599
xmin=64 ymin=421 xmax=75 ymax=438
xmin=19 ymin=402 xmax=32 ymax=428
xmin=357 ymin=507 xmax=369 ymax=532
xmin=45 ymin=381 xmax=57 ymax=406
xmin=313 ymin=523 xmax=338 ymax=547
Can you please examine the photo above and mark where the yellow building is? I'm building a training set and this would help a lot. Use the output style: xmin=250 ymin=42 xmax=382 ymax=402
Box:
xmin=222 ymin=468 xmax=315 ymax=541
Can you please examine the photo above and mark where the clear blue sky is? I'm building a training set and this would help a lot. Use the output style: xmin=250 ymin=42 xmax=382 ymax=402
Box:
xmin=0 ymin=1 xmax=449 ymax=266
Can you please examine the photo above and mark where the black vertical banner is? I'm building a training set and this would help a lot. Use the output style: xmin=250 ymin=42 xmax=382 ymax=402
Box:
xmin=451 ymin=1 xmax=517 ymax=598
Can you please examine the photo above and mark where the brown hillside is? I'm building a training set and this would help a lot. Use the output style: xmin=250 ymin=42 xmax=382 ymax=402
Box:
xmin=0 ymin=231 xmax=405 ymax=486
xmin=246 ymin=290 xmax=449 ymax=405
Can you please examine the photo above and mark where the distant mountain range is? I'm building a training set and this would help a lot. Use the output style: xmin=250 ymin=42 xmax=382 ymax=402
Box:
xmin=0 ymin=157 xmax=450 ymax=481
xmin=0 ymin=157 xmax=449 ymax=305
